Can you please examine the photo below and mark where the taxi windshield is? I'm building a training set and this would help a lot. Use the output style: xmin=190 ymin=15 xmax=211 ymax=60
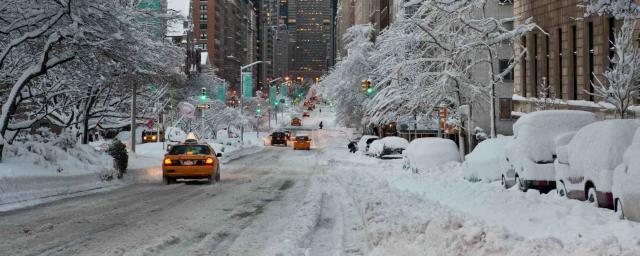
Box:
xmin=169 ymin=145 xmax=211 ymax=155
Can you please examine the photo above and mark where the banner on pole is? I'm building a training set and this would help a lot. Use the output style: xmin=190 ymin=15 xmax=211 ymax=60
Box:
xmin=216 ymin=82 xmax=226 ymax=102
xmin=269 ymin=86 xmax=277 ymax=104
xmin=242 ymin=72 xmax=253 ymax=98
xmin=280 ymin=83 xmax=287 ymax=97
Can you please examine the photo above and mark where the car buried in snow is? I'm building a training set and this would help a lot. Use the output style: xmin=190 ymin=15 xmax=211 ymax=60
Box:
xmin=162 ymin=140 xmax=222 ymax=185
xmin=613 ymin=127 xmax=640 ymax=221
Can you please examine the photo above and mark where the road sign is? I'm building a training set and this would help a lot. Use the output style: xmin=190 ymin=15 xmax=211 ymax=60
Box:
xmin=242 ymin=72 xmax=253 ymax=98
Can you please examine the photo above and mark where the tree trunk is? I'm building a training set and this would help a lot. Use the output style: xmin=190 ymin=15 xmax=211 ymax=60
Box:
xmin=490 ymin=83 xmax=497 ymax=138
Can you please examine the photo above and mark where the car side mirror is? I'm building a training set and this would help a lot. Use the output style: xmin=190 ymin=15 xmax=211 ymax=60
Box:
xmin=216 ymin=153 xmax=223 ymax=157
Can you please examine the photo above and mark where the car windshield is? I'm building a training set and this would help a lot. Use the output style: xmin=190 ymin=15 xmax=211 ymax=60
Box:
xmin=169 ymin=145 xmax=210 ymax=155
xmin=272 ymin=133 xmax=285 ymax=137
xmin=296 ymin=136 xmax=309 ymax=141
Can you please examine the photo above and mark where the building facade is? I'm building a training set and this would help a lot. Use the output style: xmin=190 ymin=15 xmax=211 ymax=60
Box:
xmin=513 ymin=0 xmax=638 ymax=118
xmin=287 ymin=0 xmax=334 ymax=80
xmin=191 ymin=0 xmax=258 ymax=94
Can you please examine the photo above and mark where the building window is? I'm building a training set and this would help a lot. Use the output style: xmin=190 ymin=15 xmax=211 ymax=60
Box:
xmin=200 ymin=5 xmax=208 ymax=11
xmin=588 ymin=21 xmax=595 ymax=101
xmin=533 ymin=33 xmax=538 ymax=97
xmin=522 ymin=36 xmax=527 ymax=97
xmin=572 ymin=25 xmax=578 ymax=100
xmin=200 ymin=32 xmax=207 ymax=39
xmin=200 ymin=14 xmax=208 ymax=21
xmin=499 ymin=98 xmax=513 ymax=120
xmin=200 ymin=24 xmax=208 ymax=30
xmin=499 ymin=59 xmax=514 ymax=81
xmin=498 ymin=0 xmax=513 ymax=5
xmin=201 ymin=43 xmax=207 ymax=49
xmin=558 ymin=28 xmax=563 ymax=99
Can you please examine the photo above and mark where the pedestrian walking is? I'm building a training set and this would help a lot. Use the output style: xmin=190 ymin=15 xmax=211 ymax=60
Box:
xmin=319 ymin=121 xmax=323 ymax=130
xmin=348 ymin=141 xmax=357 ymax=153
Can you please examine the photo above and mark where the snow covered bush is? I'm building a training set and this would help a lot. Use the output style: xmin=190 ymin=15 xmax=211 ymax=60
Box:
xmin=107 ymin=139 xmax=129 ymax=178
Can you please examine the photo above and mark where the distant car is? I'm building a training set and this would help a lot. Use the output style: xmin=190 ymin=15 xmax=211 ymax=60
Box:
xmin=367 ymin=136 xmax=409 ymax=159
xmin=462 ymin=136 xmax=511 ymax=183
xmin=303 ymin=112 xmax=310 ymax=117
xmin=162 ymin=143 xmax=222 ymax=184
xmin=270 ymin=132 xmax=287 ymax=146
xmin=142 ymin=130 xmax=164 ymax=143
xmin=557 ymin=120 xmax=640 ymax=209
xmin=403 ymin=138 xmax=460 ymax=173
xmin=613 ymin=127 xmax=640 ymax=221
xmin=291 ymin=117 xmax=302 ymax=126
xmin=357 ymin=135 xmax=379 ymax=153
xmin=503 ymin=110 xmax=597 ymax=192
xmin=293 ymin=135 xmax=311 ymax=150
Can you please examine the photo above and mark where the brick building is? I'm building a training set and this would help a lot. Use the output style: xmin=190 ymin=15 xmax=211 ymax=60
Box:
xmin=513 ymin=0 xmax=638 ymax=118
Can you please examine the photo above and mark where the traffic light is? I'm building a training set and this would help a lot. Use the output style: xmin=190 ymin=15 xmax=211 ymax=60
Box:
xmin=200 ymin=87 xmax=207 ymax=102
xmin=361 ymin=80 xmax=374 ymax=96
xmin=256 ymin=107 xmax=262 ymax=114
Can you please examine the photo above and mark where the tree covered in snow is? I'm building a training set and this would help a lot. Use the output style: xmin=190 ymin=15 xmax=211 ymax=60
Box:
xmin=318 ymin=25 xmax=375 ymax=127
xmin=585 ymin=0 xmax=640 ymax=118
xmin=0 ymin=0 xmax=184 ymax=161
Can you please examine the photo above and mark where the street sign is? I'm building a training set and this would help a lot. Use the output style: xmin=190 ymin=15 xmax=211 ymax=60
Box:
xmin=242 ymin=72 xmax=253 ymax=98
xmin=216 ymin=82 xmax=226 ymax=102
xmin=197 ymin=104 xmax=210 ymax=109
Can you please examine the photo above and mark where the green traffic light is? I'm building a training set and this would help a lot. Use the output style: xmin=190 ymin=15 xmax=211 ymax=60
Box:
xmin=366 ymin=87 xmax=374 ymax=95
xmin=200 ymin=95 xmax=206 ymax=101
xmin=256 ymin=108 xmax=262 ymax=114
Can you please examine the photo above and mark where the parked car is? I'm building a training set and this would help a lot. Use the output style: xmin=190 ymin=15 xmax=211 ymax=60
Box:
xmin=553 ymin=132 xmax=578 ymax=197
xmin=303 ymin=112 xmax=310 ymax=117
xmin=462 ymin=136 xmax=511 ymax=183
xmin=613 ymin=127 xmax=640 ymax=221
xmin=293 ymin=135 xmax=312 ymax=150
xmin=270 ymin=132 xmax=287 ymax=146
xmin=357 ymin=135 xmax=379 ymax=154
xmin=556 ymin=120 xmax=640 ymax=209
xmin=403 ymin=138 xmax=461 ymax=173
xmin=367 ymin=136 xmax=409 ymax=159
xmin=503 ymin=110 xmax=597 ymax=192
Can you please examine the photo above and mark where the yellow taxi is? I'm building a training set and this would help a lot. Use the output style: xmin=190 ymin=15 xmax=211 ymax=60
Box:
xmin=291 ymin=117 xmax=302 ymax=126
xmin=162 ymin=140 xmax=222 ymax=184
xmin=293 ymin=135 xmax=311 ymax=150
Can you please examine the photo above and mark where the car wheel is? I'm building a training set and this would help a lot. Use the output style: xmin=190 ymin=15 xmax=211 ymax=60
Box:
xmin=516 ymin=176 xmax=527 ymax=192
xmin=587 ymin=187 xmax=599 ymax=207
xmin=206 ymin=175 xmax=214 ymax=185
xmin=615 ymin=199 xmax=625 ymax=220
xmin=162 ymin=176 xmax=171 ymax=185
xmin=557 ymin=181 xmax=567 ymax=198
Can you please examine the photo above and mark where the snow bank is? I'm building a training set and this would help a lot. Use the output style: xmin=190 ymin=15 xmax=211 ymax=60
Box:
xmin=368 ymin=139 xmax=384 ymax=156
xmin=507 ymin=110 xmax=597 ymax=164
xmin=404 ymin=138 xmax=460 ymax=172
xmin=462 ymin=136 xmax=511 ymax=182
xmin=165 ymin=126 xmax=186 ymax=143
xmin=613 ymin=127 xmax=640 ymax=221
xmin=567 ymin=120 xmax=640 ymax=192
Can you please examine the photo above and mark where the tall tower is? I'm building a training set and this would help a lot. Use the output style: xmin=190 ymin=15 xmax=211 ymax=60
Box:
xmin=287 ymin=0 xmax=333 ymax=80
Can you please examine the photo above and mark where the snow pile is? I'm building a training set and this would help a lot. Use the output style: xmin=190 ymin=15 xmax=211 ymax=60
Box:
xmin=462 ymin=136 xmax=511 ymax=182
xmin=554 ymin=132 xmax=576 ymax=164
xmin=567 ymin=120 xmax=640 ymax=190
xmin=613 ymin=127 xmax=640 ymax=221
xmin=357 ymin=135 xmax=379 ymax=153
xmin=165 ymin=126 xmax=186 ymax=143
xmin=623 ymin=128 xmax=640 ymax=176
xmin=404 ymin=138 xmax=460 ymax=172
xmin=368 ymin=139 xmax=384 ymax=156
xmin=507 ymin=110 xmax=597 ymax=164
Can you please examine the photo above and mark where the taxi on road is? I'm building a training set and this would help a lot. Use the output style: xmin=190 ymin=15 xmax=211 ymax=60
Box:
xmin=291 ymin=117 xmax=302 ymax=126
xmin=162 ymin=139 xmax=222 ymax=184
xmin=293 ymin=135 xmax=311 ymax=150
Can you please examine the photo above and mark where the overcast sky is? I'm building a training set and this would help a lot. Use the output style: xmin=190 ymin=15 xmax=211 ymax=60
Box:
xmin=166 ymin=0 xmax=190 ymax=36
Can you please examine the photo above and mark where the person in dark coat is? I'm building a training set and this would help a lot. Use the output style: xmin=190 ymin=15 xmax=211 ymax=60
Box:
xmin=319 ymin=121 xmax=323 ymax=129
xmin=348 ymin=141 xmax=357 ymax=153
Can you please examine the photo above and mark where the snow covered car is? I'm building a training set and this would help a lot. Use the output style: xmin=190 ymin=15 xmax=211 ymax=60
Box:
xmin=553 ymin=132 xmax=578 ymax=197
xmin=613 ymin=127 xmax=640 ymax=221
xmin=503 ymin=110 xmax=597 ymax=192
xmin=357 ymin=135 xmax=379 ymax=154
xmin=403 ymin=138 xmax=461 ymax=173
xmin=462 ymin=136 xmax=511 ymax=183
xmin=556 ymin=120 xmax=640 ymax=209
xmin=366 ymin=136 xmax=409 ymax=159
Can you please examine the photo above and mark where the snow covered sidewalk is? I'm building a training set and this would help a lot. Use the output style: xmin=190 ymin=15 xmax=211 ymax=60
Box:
xmin=321 ymin=143 xmax=640 ymax=255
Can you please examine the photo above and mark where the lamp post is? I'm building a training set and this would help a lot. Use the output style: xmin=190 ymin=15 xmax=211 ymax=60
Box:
xmin=240 ymin=61 xmax=270 ymax=142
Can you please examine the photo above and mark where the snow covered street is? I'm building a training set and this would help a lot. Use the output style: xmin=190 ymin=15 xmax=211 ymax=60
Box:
xmin=2 ymin=120 xmax=640 ymax=255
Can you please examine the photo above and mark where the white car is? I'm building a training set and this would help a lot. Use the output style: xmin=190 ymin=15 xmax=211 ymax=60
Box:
xmin=503 ymin=110 xmax=597 ymax=192
xmin=403 ymin=138 xmax=460 ymax=173
xmin=357 ymin=135 xmax=379 ymax=154
xmin=366 ymin=136 xmax=409 ymax=158
xmin=553 ymin=132 xmax=578 ymax=197
xmin=556 ymin=120 xmax=640 ymax=209
xmin=613 ymin=127 xmax=640 ymax=221
xmin=462 ymin=136 xmax=511 ymax=183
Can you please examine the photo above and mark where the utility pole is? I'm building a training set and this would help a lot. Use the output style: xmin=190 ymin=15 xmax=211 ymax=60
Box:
xmin=130 ymin=83 xmax=137 ymax=153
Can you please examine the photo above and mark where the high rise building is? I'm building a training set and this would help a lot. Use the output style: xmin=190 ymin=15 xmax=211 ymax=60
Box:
xmin=191 ymin=0 xmax=258 ymax=95
xmin=287 ymin=0 xmax=334 ymax=80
